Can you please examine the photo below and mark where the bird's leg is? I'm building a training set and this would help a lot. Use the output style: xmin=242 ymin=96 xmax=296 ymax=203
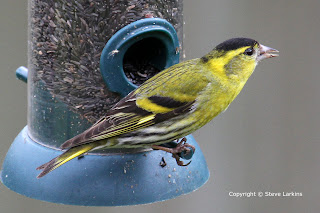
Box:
xmin=152 ymin=137 xmax=195 ymax=166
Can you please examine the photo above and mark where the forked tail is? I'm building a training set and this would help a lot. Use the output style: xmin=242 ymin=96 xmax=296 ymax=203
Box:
xmin=36 ymin=143 xmax=97 ymax=178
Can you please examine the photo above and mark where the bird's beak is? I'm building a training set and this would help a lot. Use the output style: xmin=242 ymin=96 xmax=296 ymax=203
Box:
xmin=257 ymin=44 xmax=279 ymax=61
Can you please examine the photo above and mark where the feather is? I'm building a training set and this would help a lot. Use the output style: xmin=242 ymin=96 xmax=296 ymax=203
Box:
xmin=36 ymin=142 xmax=103 ymax=178
xmin=60 ymin=92 xmax=151 ymax=149
xmin=60 ymin=92 xmax=195 ymax=150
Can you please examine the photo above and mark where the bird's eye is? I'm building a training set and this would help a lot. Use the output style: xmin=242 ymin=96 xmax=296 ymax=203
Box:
xmin=244 ymin=48 xmax=254 ymax=56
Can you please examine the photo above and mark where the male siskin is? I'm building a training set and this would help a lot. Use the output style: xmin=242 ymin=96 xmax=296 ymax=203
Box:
xmin=37 ymin=37 xmax=279 ymax=178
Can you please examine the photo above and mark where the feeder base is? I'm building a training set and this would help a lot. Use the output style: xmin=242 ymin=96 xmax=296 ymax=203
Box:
xmin=1 ymin=126 xmax=209 ymax=206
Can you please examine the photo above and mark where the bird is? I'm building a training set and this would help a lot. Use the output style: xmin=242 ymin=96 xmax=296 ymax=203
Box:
xmin=36 ymin=37 xmax=279 ymax=178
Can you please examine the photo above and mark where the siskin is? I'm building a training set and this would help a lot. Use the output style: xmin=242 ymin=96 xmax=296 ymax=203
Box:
xmin=37 ymin=38 xmax=279 ymax=178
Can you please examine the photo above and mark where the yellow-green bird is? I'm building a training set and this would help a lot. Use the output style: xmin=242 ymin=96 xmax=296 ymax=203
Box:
xmin=37 ymin=37 xmax=279 ymax=178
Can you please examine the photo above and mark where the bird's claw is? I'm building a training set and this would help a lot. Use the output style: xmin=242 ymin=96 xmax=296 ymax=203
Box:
xmin=172 ymin=153 xmax=192 ymax=166
xmin=152 ymin=137 xmax=195 ymax=167
xmin=172 ymin=137 xmax=195 ymax=166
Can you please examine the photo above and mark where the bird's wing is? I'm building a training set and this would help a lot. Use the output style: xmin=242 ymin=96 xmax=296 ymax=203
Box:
xmin=38 ymin=91 xmax=195 ymax=178
xmin=60 ymin=59 xmax=207 ymax=150
xmin=60 ymin=92 xmax=195 ymax=149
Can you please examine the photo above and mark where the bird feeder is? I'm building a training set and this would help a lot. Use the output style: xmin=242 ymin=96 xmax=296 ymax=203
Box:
xmin=1 ymin=0 xmax=209 ymax=206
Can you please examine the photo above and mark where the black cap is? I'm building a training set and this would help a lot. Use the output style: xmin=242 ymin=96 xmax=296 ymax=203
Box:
xmin=215 ymin=38 xmax=258 ymax=52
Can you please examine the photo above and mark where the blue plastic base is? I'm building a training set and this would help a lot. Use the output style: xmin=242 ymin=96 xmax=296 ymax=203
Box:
xmin=1 ymin=126 xmax=209 ymax=206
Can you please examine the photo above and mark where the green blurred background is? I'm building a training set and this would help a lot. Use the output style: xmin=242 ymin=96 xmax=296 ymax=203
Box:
xmin=1 ymin=0 xmax=319 ymax=212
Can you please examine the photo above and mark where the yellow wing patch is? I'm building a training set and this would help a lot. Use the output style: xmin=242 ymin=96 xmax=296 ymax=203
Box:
xmin=136 ymin=98 xmax=172 ymax=114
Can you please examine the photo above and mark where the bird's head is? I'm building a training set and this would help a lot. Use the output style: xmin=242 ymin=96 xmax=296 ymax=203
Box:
xmin=202 ymin=37 xmax=279 ymax=83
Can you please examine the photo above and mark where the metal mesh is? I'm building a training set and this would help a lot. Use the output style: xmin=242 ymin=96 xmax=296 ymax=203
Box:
xmin=29 ymin=0 xmax=183 ymax=123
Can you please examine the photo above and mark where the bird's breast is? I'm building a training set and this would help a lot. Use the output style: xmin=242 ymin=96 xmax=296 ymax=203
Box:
xmin=191 ymin=82 xmax=237 ymax=128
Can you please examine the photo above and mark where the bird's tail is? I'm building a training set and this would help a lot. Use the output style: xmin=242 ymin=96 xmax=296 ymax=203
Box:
xmin=36 ymin=143 xmax=98 ymax=178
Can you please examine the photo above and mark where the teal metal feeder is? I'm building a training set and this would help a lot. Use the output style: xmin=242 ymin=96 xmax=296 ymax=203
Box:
xmin=1 ymin=0 xmax=209 ymax=206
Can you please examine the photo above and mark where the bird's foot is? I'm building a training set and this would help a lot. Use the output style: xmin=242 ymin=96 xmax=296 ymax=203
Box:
xmin=152 ymin=137 xmax=196 ymax=166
